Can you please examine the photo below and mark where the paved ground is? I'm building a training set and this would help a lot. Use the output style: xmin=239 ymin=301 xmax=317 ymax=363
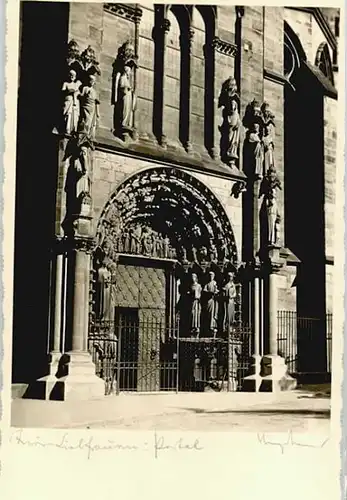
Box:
xmin=11 ymin=389 xmax=330 ymax=433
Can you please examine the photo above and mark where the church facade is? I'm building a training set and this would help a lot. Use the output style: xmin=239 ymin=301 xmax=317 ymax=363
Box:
xmin=13 ymin=3 xmax=339 ymax=399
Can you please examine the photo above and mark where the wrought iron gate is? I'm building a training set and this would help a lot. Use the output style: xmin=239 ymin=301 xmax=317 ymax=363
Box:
xmin=88 ymin=317 xmax=252 ymax=394
xmin=88 ymin=254 xmax=253 ymax=394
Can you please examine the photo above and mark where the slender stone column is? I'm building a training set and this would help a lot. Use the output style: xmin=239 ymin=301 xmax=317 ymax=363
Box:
xmin=83 ymin=252 xmax=91 ymax=352
xmin=52 ymin=253 xmax=63 ymax=353
xmin=71 ymin=247 xmax=88 ymax=352
xmin=254 ymin=277 xmax=260 ymax=356
xmin=260 ymin=277 xmax=264 ymax=355
xmin=153 ymin=12 xmax=170 ymax=145
xmin=268 ymin=271 xmax=279 ymax=355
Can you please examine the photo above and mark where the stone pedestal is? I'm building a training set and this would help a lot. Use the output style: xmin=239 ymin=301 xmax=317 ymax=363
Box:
xmin=30 ymin=238 xmax=105 ymax=401
xmin=35 ymin=352 xmax=105 ymax=401
xmin=258 ymin=354 xmax=297 ymax=392
xmin=49 ymin=241 xmax=105 ymax=400
xmin=242 ymin=354 xmax=262 ymax=391
xmin=242 ymin=249 xmax=297 ymax=393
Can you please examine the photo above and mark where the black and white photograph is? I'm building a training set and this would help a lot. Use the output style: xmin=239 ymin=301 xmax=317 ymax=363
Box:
xmin=6 ymin=1 xmax=344 ymax=451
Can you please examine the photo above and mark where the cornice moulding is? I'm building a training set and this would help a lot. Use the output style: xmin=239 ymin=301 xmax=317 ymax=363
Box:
xmin=104 ymin=3 xmax=143 ymax=23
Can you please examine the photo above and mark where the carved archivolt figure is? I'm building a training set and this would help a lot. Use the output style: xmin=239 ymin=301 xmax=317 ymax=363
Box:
xmin=79 ymin=74 xmax=100 ymax=140
xmin=223 ymin=272 xmax=237 ymax=333
xmin=62 ymin=69 xmax=81 ymax=134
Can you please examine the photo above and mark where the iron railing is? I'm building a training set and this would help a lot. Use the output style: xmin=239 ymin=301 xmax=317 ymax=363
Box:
xmin=88 ymin=318 xmax=253 ymax=394
xmin=277 ymin=311 xmax=333 ymax=375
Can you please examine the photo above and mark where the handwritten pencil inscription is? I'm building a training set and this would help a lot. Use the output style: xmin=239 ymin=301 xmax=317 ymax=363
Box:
xmin=10 ymin=429 xmax=204 ymax=460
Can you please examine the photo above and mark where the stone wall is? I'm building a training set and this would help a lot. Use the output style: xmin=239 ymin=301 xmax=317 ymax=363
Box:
xmin=324 ymin=96 xmax=337 ymax=259
xmin=63 ymin=3 xmax=338 ymax=315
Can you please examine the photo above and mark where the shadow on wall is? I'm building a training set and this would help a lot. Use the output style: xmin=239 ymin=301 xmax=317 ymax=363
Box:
xmin=12 ymin=2 xmax=70 ymax=383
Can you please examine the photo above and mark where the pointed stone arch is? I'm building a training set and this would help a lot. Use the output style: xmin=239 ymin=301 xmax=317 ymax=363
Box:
xmin=315 ymin=42 xmax=334 ymax=85
xmin=95 ymin=167 xmax=239 ymax=270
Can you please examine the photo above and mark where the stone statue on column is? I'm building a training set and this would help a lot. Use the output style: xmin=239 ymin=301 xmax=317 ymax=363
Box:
xmin=259 ymin=165 xmax=282 ymax=247
xmin=78 ymin=74 xmax=100 ymax=140
xmin=63 ymin=134 xmax=94 ymax=232
xmin=112 ymin=41 xmax=138 ymax=139
xmin=202 ymin=271 xmax=219 ymax=337
xmin=60 ymin=41 xmax=101 ymax=137
xmin=62 ymin=69 xmax=81 ymax=134
xmin=96 ymin=259 xmax=113 ymax=323
xmin=222 ymin=272 xmax=237 ymax=334
xmin=261 ymin=102 xmax=276 ymax=171
xmin=218 ymin=77 xmax=241 ymax=167
xmin=187 ymin=273 xmax=202 ymax=336
xmin=243 ymin=99 xmax=264 ymax=178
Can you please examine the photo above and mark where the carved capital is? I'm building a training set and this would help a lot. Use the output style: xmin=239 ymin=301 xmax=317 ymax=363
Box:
xmin=73 ymin=237 xmax=95 ymax=254
xmin=236 ymin=6 xmax=245 ymax=19
xmin=212 ymin=37 xmax=238 ymax=57
xmin=152 ymin=19 xmax=171 ymax=41
xmin=53 ymin=236 xmax=69 ymax=255
xmin=104 ymin=3 xmax=143 ymax=23
xmin=180 ymin=28 xmax=194 ymax=50
xmin=163 ymin=18 xmax=171 ymax=33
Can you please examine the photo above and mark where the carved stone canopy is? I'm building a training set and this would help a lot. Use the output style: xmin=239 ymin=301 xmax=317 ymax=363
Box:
xmin=104 ymin=3 xmax=143 ymax=23
xmin=114 ymin=40 xmax=138 ymax=71
xmin=66 ymin=40 xmax=100 ymax=84
xmin=212 ymin=37 xmax=238 ymax=57
xmin=95 ymin=168 xmax=239 ymax=269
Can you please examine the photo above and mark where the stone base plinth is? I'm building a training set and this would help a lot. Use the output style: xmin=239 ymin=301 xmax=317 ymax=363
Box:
xmin=259 ymin=355 xmax=297 ymax=392
xmin=242 ymin=355 xmax=262 ymax=392
xmin=25 ymin=352 xmax=105 ymax=401
xmin=242 ymin=355 xmax=297 ymax=393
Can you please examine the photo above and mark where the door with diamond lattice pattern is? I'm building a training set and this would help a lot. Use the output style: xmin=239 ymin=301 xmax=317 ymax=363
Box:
xmin=115 ymin=264 xmax=167 ymax=391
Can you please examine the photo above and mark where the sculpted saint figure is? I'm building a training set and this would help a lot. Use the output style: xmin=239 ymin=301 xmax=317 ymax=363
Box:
xmin=62 ymin=69 xmax=81 ymax=134
xmin=141 ymin=228 xmax=153 ymax=255
xmin=79 ymin=74 xmax=100 ymax=140
xmin=265 ymin=189 xmax=278 ymax=245
xmin=223 ymin=272 xmax=237 ymax=334
xmin=112 ymin=41 xmax=137 ymax=137
xmin=259 ymin=166 xmax=282 ymax=246
xmin=187 ymin=273 xmax=202 ymax=335
xmin=247 ymin=122 xmax=264 ymax=178
xmin=263 ymin=123 xmax=275 ymax=171
xmin=163 ymin=236 xmax=170 ymax=259
xmin=113 ymin=64 xmax=136 ymax=133
xmin=203 ymin=271 xmax=219 ymax=336
xmin=96 ymin=260 xmax=113 ymax=322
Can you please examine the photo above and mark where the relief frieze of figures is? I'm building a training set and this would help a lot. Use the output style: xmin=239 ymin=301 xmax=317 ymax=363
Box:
xmin=94 ymin=168 xmax=239 ymax=269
